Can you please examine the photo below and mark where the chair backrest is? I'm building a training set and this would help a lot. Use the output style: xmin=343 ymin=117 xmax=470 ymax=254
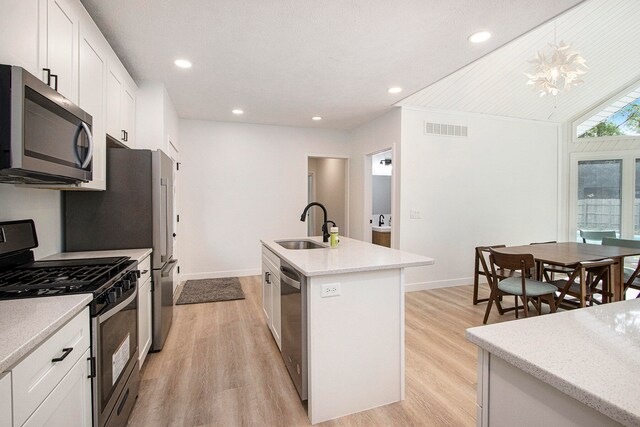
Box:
xmin=579 ymin=230 xmax=616 ymax=244
xmin=489 ymin=248 xmax=535 ymax=271
xmin=475 ymin=245 xmax=506 ymax=273
xmin=602 ymin=237 xmax=640 ymax=249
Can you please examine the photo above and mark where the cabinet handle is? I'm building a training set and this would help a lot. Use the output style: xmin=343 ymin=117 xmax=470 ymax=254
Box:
xmin=141 ymin=270 xmax=149 ymax=275
xmin=43 ymin=68 xmax=51 ymax=86
xmin=265 ymin=271 xmax=271 ymax=284
xmin=52 ymin=347 xmax=73 ymax=363
xmin=87 ymin=356 xmax=96 ymax=379
xmin=124 ymin=130 xmax=128 ymax=142
xmin=121 ymin=130 xmax=126 ymax=141
xmin=50 ymin=74 xmax=58 ymax=91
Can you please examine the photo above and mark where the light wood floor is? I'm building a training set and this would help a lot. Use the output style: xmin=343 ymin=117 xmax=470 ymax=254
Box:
xmin=127 ymin=278 xmax=522 ymax=427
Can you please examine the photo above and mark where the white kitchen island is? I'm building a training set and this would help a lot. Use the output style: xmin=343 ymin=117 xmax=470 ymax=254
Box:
xmin=467 ymin=299 xmax=640 ymax=427
xmin=260 ymin=236 xmax=434 ymax=424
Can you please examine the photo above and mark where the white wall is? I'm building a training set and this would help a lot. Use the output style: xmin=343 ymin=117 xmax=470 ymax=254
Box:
xmin=135 ymin=81 xmax=179 ymax=153
xmin=348 ymin=109 xmax=401 ymax=244
xmin=178 ymin=120 xmax=349 ymax=279
xmin=400 ymin=107 xmax=560 ymax=290
xmin=310 ymin=158 xmax=347 ymax=236
xmin=0 ymin=186 xmax=62 ymax=258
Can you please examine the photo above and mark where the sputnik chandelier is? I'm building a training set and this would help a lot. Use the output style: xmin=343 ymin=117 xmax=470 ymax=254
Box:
xmin=525 ymin=35 xmax=587 ymax=97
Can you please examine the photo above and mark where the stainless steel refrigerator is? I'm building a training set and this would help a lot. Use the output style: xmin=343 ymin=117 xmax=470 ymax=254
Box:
xmin=65 ymin=148 xmax=177 ymax=351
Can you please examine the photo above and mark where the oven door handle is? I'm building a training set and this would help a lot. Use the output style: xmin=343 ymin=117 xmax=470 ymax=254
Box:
xmin=98 ymin=287 xmax=137 ymax=325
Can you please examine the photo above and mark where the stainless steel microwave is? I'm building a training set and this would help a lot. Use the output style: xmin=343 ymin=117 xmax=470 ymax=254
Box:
xmin=0 ymin=64 xmax=93 ymax=184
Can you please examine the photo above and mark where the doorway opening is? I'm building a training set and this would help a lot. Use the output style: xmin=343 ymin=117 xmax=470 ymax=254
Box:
xmin=307 ymin=157 xmax=348 ymax=237
xmin=370 ymin=150 xmax=392 ymax=247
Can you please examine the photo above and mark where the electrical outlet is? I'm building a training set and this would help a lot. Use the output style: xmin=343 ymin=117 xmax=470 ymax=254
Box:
xmin=410 ymin=209 xmax=421 ymax=219
xmin=321 ymin=283 xmax=341 ymax=298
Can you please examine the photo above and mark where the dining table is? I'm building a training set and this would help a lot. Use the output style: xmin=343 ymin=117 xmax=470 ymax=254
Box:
xmin=497 ymin=242 xmax=640 ymax=304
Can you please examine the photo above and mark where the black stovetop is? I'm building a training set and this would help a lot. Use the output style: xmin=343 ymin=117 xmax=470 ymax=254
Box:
xmin=0 ymin=256 xmax=133 ymax=299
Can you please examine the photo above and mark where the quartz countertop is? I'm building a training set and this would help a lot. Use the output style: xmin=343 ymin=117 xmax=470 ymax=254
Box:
xmin=42 ymin=248 xmax=152 ymax=264
xmin=261 ymin=236 xmax=433 ymax=277
xmin=466 ymin=299 xmax=640 ymax=426
xmin=0 ymin=294 xmax=92 ymax=372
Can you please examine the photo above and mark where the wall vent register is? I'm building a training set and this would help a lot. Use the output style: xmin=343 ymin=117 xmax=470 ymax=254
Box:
xmin=424 ymin=121 xmax=468 ymax=137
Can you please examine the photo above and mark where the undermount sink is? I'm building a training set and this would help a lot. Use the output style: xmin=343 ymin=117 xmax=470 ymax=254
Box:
xmin=276 ymin=239 xmax=327 ymax=250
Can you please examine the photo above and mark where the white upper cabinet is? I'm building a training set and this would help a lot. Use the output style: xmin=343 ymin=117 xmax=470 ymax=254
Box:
xmin=0 ymin=0 xmax=40 ymax=75
xmin=106 ymin=58 xmax=136 ymax=148
xmin=45 ymin=0 xmax=79 ymax=102
xmin=77 ymin=18 xmax=108 ymax=190
xmin=0 ymin=0 xmax=138 ymax=190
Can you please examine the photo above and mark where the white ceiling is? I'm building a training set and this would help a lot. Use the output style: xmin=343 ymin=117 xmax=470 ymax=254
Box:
xmin=80 ymin=0 xmax=583 ymax=130
xmin=398 ymin=0 xmax=640 ymax=124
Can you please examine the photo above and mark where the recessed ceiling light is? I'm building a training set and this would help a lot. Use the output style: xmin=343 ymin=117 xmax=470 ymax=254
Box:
xmin=312 ymin=116 xmax=322 ymax=121
xmin=174 ymin=59 xmax=192 ymax=69
xmin=388 ymin=87 xmax=403 ymax=94
xmin=468 ymin=31 xmax=491 ymax=44
xmin=232 ymin=109 xmax=244 ymax=115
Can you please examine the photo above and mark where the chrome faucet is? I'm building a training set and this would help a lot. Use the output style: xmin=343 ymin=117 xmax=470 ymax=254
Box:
xmin=300 ymin=202 xmax=330 ymax=242
xmin=378 ymin=214 xmax=385 ymax=227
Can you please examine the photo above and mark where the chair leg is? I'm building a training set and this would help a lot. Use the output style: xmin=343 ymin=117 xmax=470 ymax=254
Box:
xmin=547 ymin=293 xmax=557 ymax=313
xmin=514 ymin=296 xmax=518 ymax=319
xmin=520 ymin=295 xmax=529 ymax=318
xmin=483 ymin=290 xmax=496 ymax=325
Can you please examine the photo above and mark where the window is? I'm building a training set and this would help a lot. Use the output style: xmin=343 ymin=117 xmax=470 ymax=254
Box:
xmin=570 ymin=152 xmax=640 ymax=242
xmin=576 ymin=86 xmax=640 ymax=139
xmin=577 ymin=160 xmax=622 ymax=238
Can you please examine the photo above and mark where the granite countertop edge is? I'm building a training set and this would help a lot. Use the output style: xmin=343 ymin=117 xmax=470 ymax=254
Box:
xmin=0 ymin=294 xmax=92 ymax=373
xmin=466 ymin=329 xmax=639 ymax=427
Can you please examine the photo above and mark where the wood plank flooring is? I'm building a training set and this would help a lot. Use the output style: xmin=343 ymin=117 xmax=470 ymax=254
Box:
xmin=127 ymin=278 xmax=521 ymax=427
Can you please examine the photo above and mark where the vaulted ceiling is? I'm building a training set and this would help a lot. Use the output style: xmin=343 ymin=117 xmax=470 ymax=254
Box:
xmin=398 ymin=0 xmax=640 ymax=124
xmin=80 ymin=0 xmax=583 ymax=130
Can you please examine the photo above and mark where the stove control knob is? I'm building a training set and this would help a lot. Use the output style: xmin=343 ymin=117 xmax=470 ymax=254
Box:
xmin=122 ymin=279 xmax=132 ymax=290
xmin=108 ymin=290 xmax=118 ymax=303
xmin=115 ymin=286 xmax=123 ymax=298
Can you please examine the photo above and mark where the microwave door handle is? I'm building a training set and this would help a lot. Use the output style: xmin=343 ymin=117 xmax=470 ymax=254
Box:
xmin=80 ymin=122 xmax=93 ymax=169
xmin=73 ymin=122 xmax=94 ymax=170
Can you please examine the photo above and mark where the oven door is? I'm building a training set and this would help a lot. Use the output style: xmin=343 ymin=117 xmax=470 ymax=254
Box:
xmin=92 ymin=285 xmax=139 ymax=427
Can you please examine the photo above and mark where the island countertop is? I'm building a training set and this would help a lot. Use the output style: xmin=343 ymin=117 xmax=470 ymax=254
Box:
xmin=260 ymin=236 xmax=434 ymax=277
xmin=0 ymin=294 xmax=92 ymax=373
xmin=466 ymin=299 xmax=640 ymax=427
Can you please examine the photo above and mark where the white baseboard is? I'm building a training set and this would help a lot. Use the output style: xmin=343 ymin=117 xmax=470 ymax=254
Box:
xmin=405 ymin=277 xmax=474 ymax=292
xmin=181 ymin=268 xmax=262 ymax=281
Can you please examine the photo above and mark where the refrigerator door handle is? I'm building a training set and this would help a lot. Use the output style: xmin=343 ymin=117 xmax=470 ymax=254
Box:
xmin=160 ymin=178 xmax=168 ymax=263
xmin=161 ymin=259 xmax=178 ymax=277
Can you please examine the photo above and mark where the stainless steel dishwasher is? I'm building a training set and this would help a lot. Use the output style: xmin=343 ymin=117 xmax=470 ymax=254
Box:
xmin=280 ymin=259 xmax=308 ymax=401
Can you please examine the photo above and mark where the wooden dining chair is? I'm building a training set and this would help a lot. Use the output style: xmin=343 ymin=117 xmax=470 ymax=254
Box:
xmin=473 ymin=245 xmax=512 ymax=305
xmin=483 ymin=249 xmax=557 ymax=324
xmin=602 ymin=237 xmax=640 ymax=298
xmin=550 ymin=259 xmax=615 ymax=307
xmin=579 ymin=230 xmax=616 ymax=244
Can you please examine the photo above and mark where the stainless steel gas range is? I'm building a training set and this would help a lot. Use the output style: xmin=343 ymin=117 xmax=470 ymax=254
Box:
xmin=0 ymin=219 xmax=140 ymax=427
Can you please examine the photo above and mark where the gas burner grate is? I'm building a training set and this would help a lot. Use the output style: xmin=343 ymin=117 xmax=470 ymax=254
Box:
xmin=0 ymin=256 xmax=130 ymax=293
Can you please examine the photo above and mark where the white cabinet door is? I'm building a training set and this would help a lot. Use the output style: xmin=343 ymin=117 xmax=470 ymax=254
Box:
xmin=271 ymin=273 xmax=281 ymax=349
xmin=0 ymin=0 xmax=40 ymax=76
xmin=138 ymin=278 xmax=152 ymax=368
xmin=122 ymin=82 xmax=136 ymax=147
xmin=22 ymin=349 xmax=92 ymax=427
xmin=262 ymin=263 xmax=272 ymax=324
xmin=77 ymin=20 xmax=107 ymax=190
xmin=45 ymin=0 xmax=79 ymax=102
xmin=106 ymin=62 xmax=123 ymax=142
xmin=0 ymin=372 xmax=11 ymax=427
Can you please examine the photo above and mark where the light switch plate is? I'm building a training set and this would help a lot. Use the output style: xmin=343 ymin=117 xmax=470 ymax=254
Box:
xmin=410 ymin=210 xmax=421 ymax=219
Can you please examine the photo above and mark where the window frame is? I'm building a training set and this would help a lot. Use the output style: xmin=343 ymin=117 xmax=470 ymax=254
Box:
xmin=571 ymin=79 xmax=640 ymax=143
xmin=569 ymin=151 xmax=640 ymax=240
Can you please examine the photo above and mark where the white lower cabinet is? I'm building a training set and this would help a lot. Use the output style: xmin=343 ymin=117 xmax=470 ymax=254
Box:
xmin=0 ymin=372 xmax=12 ymax=427
xmin=138 ymin=255 xmax=152 ymax=368
xmin=262 ymin=248 xmax=281 ymax=349
xmin=22 ymin=349 xmax=91 ymax=427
